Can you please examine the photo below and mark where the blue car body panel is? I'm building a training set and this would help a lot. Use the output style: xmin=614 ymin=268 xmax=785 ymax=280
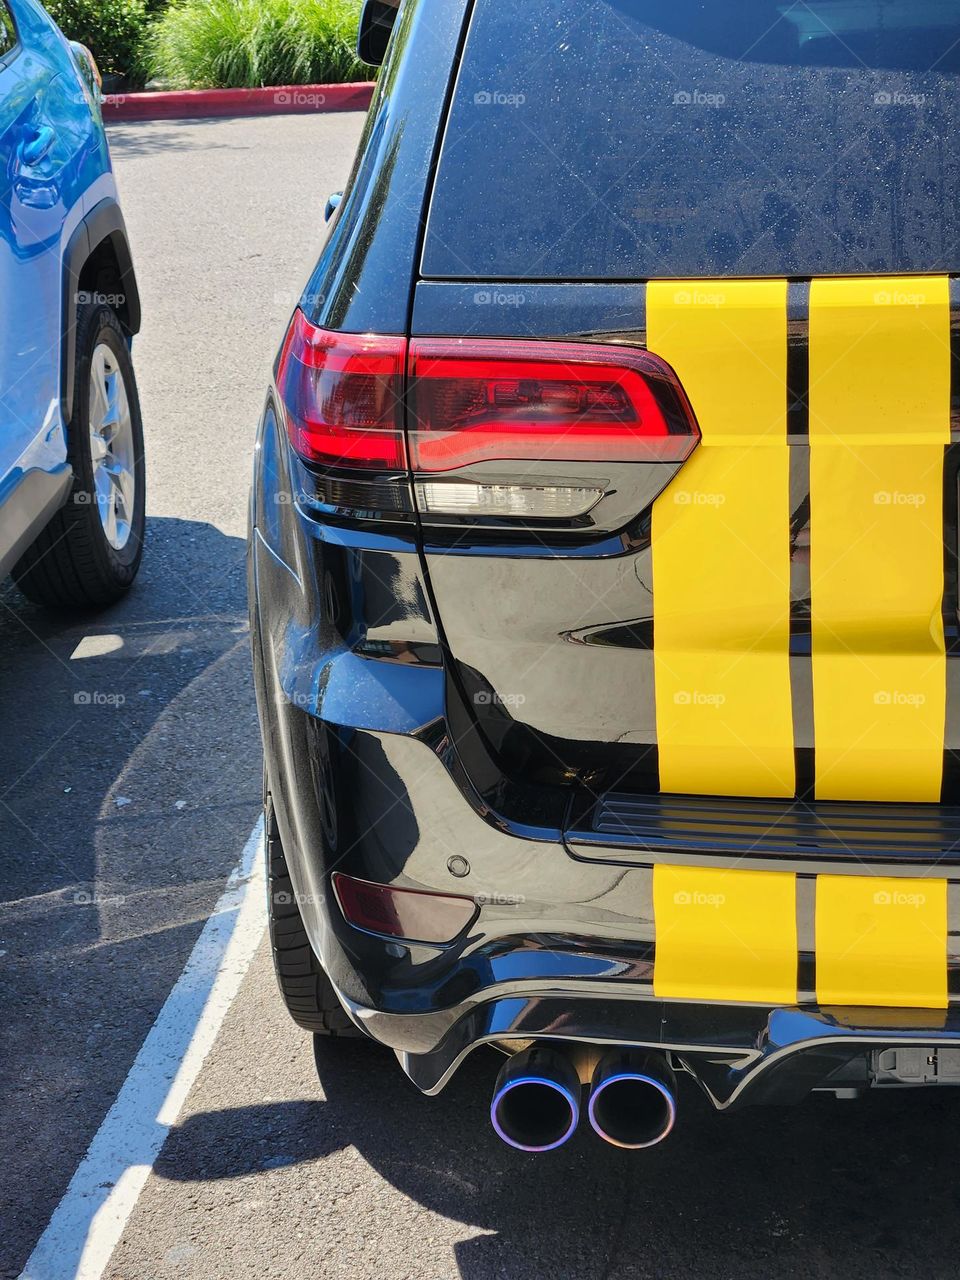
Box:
xmin=0 ymin=0 xmax=124 ymax=577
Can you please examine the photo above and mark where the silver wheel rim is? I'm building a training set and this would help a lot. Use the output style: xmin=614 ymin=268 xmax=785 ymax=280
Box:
xmin=88 ymin=343 xmax=136 ymax=552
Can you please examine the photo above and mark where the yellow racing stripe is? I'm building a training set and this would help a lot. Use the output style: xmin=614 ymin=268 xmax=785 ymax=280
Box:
xmin=816 ymin=875 xmax=947 ymax=1009
xmin=653 ymin=865 xmax=798 ymax=1003
xmin=648 ymin=281 xmax=794 ymax=797
xmin=808 ymin=277 xmax=950 ymax=802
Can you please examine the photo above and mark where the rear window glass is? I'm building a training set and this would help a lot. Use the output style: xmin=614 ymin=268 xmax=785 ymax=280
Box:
xmin=423 ymin=0 xmax=960 ymax=280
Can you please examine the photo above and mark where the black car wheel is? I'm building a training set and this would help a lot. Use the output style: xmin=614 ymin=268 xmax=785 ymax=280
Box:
xmin=266 ymin=790 xmax=359 ymax=1037
xmin=13 ymin=303 xmax=146 ymax=609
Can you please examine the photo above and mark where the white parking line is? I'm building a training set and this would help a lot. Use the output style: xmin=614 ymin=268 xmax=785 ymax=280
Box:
xmin=19 ymin=818 xmax=267 ymax=1280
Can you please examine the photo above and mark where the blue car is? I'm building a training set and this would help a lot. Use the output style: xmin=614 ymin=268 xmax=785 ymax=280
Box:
xmin=0 ymin=0 xmax=144 ymax=609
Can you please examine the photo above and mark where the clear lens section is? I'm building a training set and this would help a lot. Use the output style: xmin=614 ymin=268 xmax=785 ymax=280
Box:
xmin=415 ymin=480 xmax=604 ymax=519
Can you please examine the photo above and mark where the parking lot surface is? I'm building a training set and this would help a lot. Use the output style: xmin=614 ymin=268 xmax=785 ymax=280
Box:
xmin=4 ymin=112 xmax=960 ymax=1280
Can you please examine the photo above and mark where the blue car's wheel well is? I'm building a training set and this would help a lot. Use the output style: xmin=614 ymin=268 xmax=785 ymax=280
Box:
xmin=61 ymin=199 xmax=141 ymax=427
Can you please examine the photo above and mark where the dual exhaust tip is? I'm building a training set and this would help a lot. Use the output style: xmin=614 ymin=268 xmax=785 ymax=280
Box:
xmin=490 ymin=1045 xmax=677 ymax=1153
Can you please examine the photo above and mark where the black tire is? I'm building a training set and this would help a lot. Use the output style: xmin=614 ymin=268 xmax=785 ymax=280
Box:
xmin=266 ymin=792 xmax=359 ymax=1037
xmin=12 ymin=304 xmax=146 ymax=609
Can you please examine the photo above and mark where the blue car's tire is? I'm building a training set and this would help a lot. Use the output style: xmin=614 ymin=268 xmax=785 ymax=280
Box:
xmin=13 ymin=303 xmax=146 ymax=609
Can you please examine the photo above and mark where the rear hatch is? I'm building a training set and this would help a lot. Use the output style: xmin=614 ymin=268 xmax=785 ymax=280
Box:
xmin=411 ymin=0 xmax=960 ymax=819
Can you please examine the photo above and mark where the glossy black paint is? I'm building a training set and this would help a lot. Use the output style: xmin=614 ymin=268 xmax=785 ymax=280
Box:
xmin=250 ymin=399 xmax=960 ymax=1099
xmin=249 ymin=0 xmax=960 ymax=1106
xmin=412 ymin=283 xmax=648 ymax=340
xmin=301 ymin=0 xmax=470 ymax=334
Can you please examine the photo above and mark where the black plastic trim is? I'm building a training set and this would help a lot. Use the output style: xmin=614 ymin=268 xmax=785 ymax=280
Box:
xmin=572 ymin=792 xmax=960 ymax=864
xmin=61 ymin=198 xmax=142 ymax=428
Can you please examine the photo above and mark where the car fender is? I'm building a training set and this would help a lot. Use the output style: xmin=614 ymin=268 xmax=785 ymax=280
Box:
xmin=61 ymin=195 xmax=141 ymax=428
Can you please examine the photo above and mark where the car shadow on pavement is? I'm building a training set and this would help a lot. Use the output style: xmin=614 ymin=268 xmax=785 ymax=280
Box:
xmin=158 ymin=1035 xmax=960 ymax=1279
xmin=106 ymin=119 xmax=260 ymax=160
xmin=0 ymin=515 xmax=262 ymax=1277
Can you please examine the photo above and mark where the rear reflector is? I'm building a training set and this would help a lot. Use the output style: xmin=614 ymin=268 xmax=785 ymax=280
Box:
xmin=408 ymin=338 xmax=700 ymax=471
xmin=332 ymin=873 xmax=479 ymax=944
xmin=277 ymin=310 xmax=406 ymax=469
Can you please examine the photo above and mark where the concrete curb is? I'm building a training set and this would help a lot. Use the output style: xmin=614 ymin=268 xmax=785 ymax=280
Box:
xmin=102 ymin=81 xmax=375 ymax=122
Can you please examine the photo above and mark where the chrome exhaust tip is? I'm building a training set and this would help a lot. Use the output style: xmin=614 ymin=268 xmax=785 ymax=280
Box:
xmin=490 ymin=1045 xmax=581 ymax=1152
xmin=588 ymin=1049 xmax=677 ymax=1149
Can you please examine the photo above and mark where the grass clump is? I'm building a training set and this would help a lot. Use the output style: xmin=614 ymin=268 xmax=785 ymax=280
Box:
xmin=149 ymin=0 xmax=367 ymax=89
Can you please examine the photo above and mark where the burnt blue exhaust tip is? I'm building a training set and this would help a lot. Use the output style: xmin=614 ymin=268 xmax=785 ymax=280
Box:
xmin=490 ymin=1045 xmax=581 ymax=1152
xmin=588 ymin=1049 xmax=677 ymax=1150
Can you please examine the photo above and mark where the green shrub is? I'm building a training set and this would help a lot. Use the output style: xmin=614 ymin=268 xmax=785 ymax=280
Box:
xmin=46 ymin=0 xmax=151 ymax=83
xmin=149 ymin=0 xmax=367 ymax=89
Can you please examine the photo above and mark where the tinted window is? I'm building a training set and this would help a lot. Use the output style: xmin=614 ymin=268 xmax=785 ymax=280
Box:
xmin=424 ymin=0 xmax=960 ymax=279
xmin=0 ymin=3 xmax=16 ymax=59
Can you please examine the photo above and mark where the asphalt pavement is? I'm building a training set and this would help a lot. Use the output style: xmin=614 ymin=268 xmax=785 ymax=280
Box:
xmin=3 ymin=111 xmax=960 ymax=1280
xmin=0 ymin=111 xmax=362 ymax=1277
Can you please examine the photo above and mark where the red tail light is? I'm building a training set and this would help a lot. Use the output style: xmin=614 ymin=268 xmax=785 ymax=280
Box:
xmin=332 ymin=873 xmax=479 ymax=944
xmin=277 ymin=310 xmax=406 ymax=469
xmin=407 ymin=338 xmax=700 ymax=471
xmin=278 ymin=315 xmax=700 ymax=482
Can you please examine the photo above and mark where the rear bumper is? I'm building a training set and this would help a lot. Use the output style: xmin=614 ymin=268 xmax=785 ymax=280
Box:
xmin=340 ymin=986 xmax=960 ymax=1104
xmin=250 ymin=433 xmax=960 ymax=1107
xmin=253 ymin=627 xmax=960 ymax=1104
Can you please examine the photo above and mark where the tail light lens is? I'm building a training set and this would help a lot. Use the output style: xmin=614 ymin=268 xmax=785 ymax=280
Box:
xmin=70 ymin=41 xmax=103 ymax=93
xmin=408 ymin=338 xmax=700 ymax=471
xmin=277 ymin=317 xmax=701 ymax=518
xmin=277 ymin=310 xmax=406 ymax=469
xmin=332 ymin=873 xmax=479 ymax=945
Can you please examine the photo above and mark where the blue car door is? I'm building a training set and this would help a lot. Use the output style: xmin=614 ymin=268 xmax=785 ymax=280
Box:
xmin=0 ymin=1 xmax=32 ymax=486
xmin=0 ymin=0 xmax=72 ymax=488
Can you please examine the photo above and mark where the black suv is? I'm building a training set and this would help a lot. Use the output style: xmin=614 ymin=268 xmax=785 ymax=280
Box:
xmin=250 ymin=0 xmax=960 ymax=1151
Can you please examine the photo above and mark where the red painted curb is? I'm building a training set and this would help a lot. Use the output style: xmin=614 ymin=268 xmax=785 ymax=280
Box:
xmin=102 ymin=81 xmax=375 ymax=122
